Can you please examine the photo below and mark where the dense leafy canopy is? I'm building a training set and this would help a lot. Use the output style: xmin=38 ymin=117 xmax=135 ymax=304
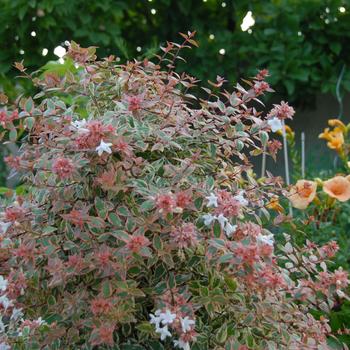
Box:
xmin=1 ymin=0 xmax=350 ymax=105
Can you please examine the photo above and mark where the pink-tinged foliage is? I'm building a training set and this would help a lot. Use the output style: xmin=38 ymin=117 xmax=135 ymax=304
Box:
xmin=0 ymin=36 xmax=348 ymax=349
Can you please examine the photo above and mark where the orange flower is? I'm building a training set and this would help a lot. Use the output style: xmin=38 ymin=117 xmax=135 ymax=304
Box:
xmin=328 ymin=119 xmax=346 ymax=132
xmin=319 ymin=127 xmax=344 ymax=152
xmin=289 ymin=180 xmax=317 ymax=209
xmin=266 ymin=196 xmax=284 ymax=213
xmin=323 ymin=176 xmax=350 ymax=202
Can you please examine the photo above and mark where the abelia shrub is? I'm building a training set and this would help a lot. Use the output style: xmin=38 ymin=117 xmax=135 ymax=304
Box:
xmin=0 ymin=36 xmax=349 ymax=349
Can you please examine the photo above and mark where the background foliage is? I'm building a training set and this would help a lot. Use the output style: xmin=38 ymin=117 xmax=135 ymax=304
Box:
xmin=1 ymin=0 xmax=350 ymax=105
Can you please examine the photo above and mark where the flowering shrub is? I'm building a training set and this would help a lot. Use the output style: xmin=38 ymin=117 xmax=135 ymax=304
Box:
xmin=0 ymin=37 xmax=349 ymax=349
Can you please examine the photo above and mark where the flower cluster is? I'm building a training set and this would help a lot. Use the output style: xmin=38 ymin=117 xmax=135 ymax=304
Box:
xmin=0 ymin=274 xmax=47 ymax=348
xmin=149 ymin=309 xmax=195 ymax=349
xmin=319 ymin=119 xmax=347 ymax=153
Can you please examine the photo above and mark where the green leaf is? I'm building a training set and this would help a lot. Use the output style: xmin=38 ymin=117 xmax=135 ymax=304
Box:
xmin=43 ymin=226 xmax=57 ymax=234
xmin=9 ymin=128 xmax=17 ymax=142
xmin=260 ymin=131 xmax=269 ymax=146
xmin=95 ymin=197 xmax=108 ymax=219
xmin=168 ymin=272 xmax=176 ymax=289
xmin=140 ymin=200 xmax=155 ymax=212
xmin=213 ymin=221 xmax=221 ymax=238
xmin=109 ymin=212 xmax=122 ymax=227
xmin=330 ymin=42 xmax=341 ymax=55
xmin=25 ymin=116 xmax=35 ymax=129
xmin=135 ymin=322 xmax=153 ymax=334
xmin=216 ymin=323 xmax=228 ymax=343
xmin=0 ymin=187 xmax=10 ymax=195
xmin=116 ymin=206 xmax=129 ymax=216
xmin=209 ymin=143 xmax=217 ymax=158
xmin=153 ymin=235 xmax=163 ymax=250
xmin=236 ymin=140 xmax=244 ymax=152
xmin=25 ymin=98 xmax=34 ymax=113
xmin=219 ymin=253 xmax=234 ymax=264
xmin=89 ymin=217 xmax=105 ymax=229
xmin=47 ymin=295 xmax=56 ymax=305
xmin=102 ymin=280 xmax=112 ymax=298
xmin=224 ymin=276 xmax=237 ymax=292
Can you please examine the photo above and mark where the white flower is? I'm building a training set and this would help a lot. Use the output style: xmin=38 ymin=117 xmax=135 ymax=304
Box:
xmin=0 ymin=221 xmax=11 ymax=234
xmin=0 ymin=343 xmax=11 ymax=350
xmin=257 ymin=233 xmax=274 ymax=246
xmin=71 ymin=119 xmax=88 ymax=133
xmin=156 ymin=325 xmax=172 ymax=340
xmin=149 ymin=313 xmax=161 ymax=327
xmin=217 ymin=214 xmax=228 ymax=229
xmin=205 ymin=193 xmax=218 ymax=208
xmin=202 ymin=214 xmax=216 ymax=226
xmin=160 ymin=309 xmax=177 ymax=325
xmin=234 ymin=191 xmax=249 ymax=206
xmin=35 ymin=317 xmax=46 ymax=326
xmin=96 ymin=140 xmax=113 ymax=156
xmin=11 ymin=308 xmax=23 ymax=321
xmin=267 ymin=117 xmax=283 ymax=132
xmin=174 ymin=339 xmax=191 ymax=350
xmin=180 ymin=316 xmax=195 ymax=333
xmin=224 ymin=223 xmax=237 ymax=238
xmin=0 ymin=276 xmax=8 ymax=292
xmin=0 ymin=295 xmax=13 ymax=310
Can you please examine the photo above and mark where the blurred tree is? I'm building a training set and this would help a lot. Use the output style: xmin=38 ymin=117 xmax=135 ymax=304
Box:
xmin=0 ymin=0 xmax=350 ymax=105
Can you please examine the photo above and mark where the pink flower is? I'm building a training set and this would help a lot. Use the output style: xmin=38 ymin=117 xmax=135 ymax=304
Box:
xmin=234 ymin=243 xmax=259 ymax=266
xmin=155 ymin=193 xmax=177 ymax=214
xmin=320 ymin=241 xmax=339 ymax=258
xmin=52 ymin=157 xmax=75 ymax=179
xmin=333 ymin=268 xmax=349 ymax=289
xmin=61 ymin=209 xmax=86 ymax=228
xmin=255 ymin=69 xmax=269 ymax=81
xmin=67 ymin=254 xmax=85 ymax=273
xmin=114 ymin=138 xmax=133 ymax=157
xmin=14 ymin=243 xmax=36 ymax=263
xmin=95 ymin=246 xmax=113 ymax=267
xmin=4 ymin=207 xmax=25 ymax=222
xmin=126 ymin=235 xmax=151 ymax=254
xmin=0 ymin=110 xmax=7 ymax=126
xmin=91 ymin=324 xmax=115 ymax=346
xmin=259 ymin=267 xmax=285 ymax=289
xmin=268 ymin=101 xmax=295 ymax=120
xmin=126 ymin=95 xmax=143 ymax=112
xmin=175 ymin=191 xmax=193 ymax=209
xmin=253 ymin=81 xmax=270 ymax=96
xmin=9 ymin=110 xmax=19 ymax=122
xmin=170 ymin=223 xmax=198 ymax=249
xmin=4 ymin=155 xmax=22 ymax=170
xmin=235 ymin=222 xmax=262 ymax=240
xmin=90 ymin=297 xmax=112 ymax=315
xmin=75 ymin=120 xmax=114 ymax=149
xmin=215 ymin=190 xmax=241 ymax=217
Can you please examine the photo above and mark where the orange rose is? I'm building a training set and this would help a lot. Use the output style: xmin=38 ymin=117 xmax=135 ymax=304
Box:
xmin=289 ymin=180 xmax=317 ymax=209
xmin=323 ymin=176 xmax=350 ymax=202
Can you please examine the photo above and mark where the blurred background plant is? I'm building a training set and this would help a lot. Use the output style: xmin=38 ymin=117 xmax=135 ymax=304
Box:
xmin=0 ymin=0 xmax=350 ymax=105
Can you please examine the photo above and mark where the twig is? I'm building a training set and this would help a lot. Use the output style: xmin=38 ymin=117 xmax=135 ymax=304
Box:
xmin=261 ymin=145 xmax=266 ymax=178
xmin=282 ymin=120 xmax=293 ymax=216
xmin=333 ymin=64 xmax=346 ymax=169
xmin=301 ymin=132 xmax=305 ymax=178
